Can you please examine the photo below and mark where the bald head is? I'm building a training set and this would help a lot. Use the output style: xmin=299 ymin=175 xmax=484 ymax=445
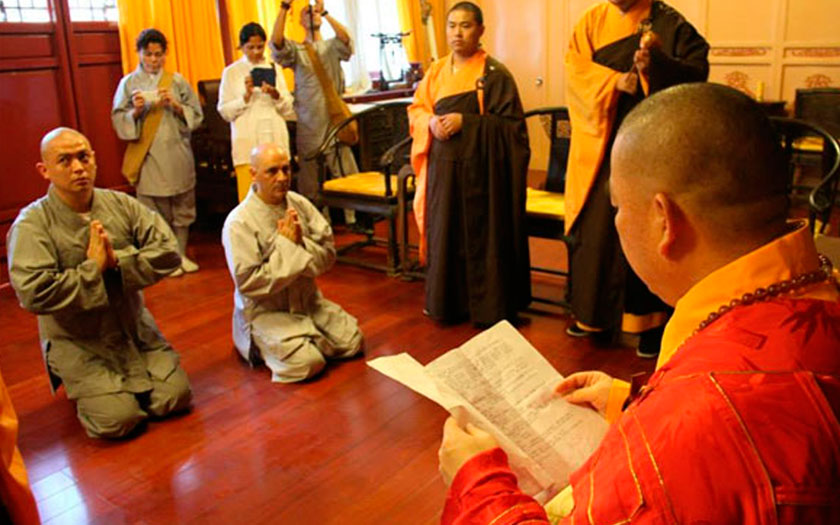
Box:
xmin=40 ymin=127 xmax=90 ymax=161
xmin=613 ymin=83 xmax=788 ymax=240
xmin=250 ymin=143 xmax=288 ymax=168
xmin=249 ymin=143 xmax=292 ymax=205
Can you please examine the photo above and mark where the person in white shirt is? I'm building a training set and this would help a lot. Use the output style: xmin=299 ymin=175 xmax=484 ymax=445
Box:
xmin=218 ymin=22 xmax=296 ymax=202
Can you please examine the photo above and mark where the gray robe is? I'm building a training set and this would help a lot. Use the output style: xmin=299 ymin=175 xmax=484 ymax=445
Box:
xmin=7 ymin=187 xmax=184 ymax=399
xmin=271 ymin=38 xmax=359 ymax=201
xmin=111 ymin=67 xmax=203 ymax=197
xmin=221 ymin=189 xmax=362 ymax=382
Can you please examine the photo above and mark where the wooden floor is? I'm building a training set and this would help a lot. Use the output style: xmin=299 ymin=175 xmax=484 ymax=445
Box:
xmin=0 ymin=226 xmax=655 ymax=525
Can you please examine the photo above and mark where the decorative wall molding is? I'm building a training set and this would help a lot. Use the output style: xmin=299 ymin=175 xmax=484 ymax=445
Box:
xmin=710 ymin=47 xmax=770 ymax=57
xmin=805 ymin=73 xmax=833 ymax=88
xmin=723 ymin=70 xmax=755 ymax=96
xmin=785 ymin=47 xmax=840 ymax=58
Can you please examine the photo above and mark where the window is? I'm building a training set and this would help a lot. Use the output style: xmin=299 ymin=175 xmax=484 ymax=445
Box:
xmin=0 ymin=0 xmax=52 ymax=23
xmin=67 ymin=0 xmax=117 ymax=22
xmin=322 ymin=0 xmax=409 ymax=93
xmin=0 ymin=0 xmax=117 ymax=23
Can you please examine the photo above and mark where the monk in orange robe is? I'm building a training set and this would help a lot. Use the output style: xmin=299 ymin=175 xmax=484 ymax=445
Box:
xmin=0 ymin=370 xmax=40 ymax=524
xmin=408 ymin=1 xmax=531 ymax=326
xmin=564 ymin=0 xmax=709 ymax=356
xmin=437 ymin=84 xmax=840 ymax=524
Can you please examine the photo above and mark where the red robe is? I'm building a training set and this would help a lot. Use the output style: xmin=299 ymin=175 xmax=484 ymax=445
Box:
xmin=443 ymin=293 xmax=840 ymax=523
xmin=442 ymin=216 xmax=840 ymax=525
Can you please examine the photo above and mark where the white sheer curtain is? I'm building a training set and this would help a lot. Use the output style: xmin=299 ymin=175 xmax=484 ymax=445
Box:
xmin=321 ymin=0 xmax=372 ymax=95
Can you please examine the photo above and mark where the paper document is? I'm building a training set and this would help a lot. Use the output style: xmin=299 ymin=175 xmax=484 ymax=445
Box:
xmin=367 ymin=321 xmax=608 ymax=503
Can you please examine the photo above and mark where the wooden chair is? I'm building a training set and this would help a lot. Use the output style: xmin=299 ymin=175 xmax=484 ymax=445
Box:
xmin=771 ymin=116 xmax=840 ymax=267
xmin=193 ymin=79 xmax=237 ymax=218
xmin=771 ymin=117 xmax=840 ymax=228
xmin=306 ymin=101 xmax=414 ymax=276
xmin=523 ymin=106 xmax=572 ymax=308
xmin=795 ymin=88 xmax=840 ymax=140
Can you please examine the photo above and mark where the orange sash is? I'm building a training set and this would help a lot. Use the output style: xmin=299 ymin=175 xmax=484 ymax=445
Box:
xmin=303 ymin=42 xmax=359 ymax=146
xmin=121 ymin=71 xmax=174 ymax=185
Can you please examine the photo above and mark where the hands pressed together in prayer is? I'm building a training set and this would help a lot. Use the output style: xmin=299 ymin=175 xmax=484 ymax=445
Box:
xmin=438 ymin=370 xmax=614 ymax=486
xmin=429 ymin=113 xmax=464 ymax=141
xmin=277 ymin=209 xmax=303 ymax=245
xmin=87 ymin=220 xmax=118 ymax=273
xmin=131 ymin=88 xmax=183 ymax=118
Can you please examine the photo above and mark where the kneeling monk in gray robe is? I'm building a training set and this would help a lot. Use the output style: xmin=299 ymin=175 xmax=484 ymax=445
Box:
xmin=221 ymin=144 xmax=363 ymax=382
xmin=7 ymin=128 xmax=192 ymax=439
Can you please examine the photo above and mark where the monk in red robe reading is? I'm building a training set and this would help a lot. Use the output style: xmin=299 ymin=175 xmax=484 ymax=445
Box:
xmin=438 ymin=83 xmax=840 ymax=524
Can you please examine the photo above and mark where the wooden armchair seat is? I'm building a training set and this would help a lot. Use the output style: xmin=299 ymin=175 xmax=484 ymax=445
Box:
xmin=323 ymin=171 xmax=416 ymax=197
xmin=526 ymin=188 xmax=566 ymax=220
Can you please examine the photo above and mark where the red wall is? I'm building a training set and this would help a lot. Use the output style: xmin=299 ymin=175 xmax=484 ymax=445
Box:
xmin=0 ymin=10 xmax=124 ymax=285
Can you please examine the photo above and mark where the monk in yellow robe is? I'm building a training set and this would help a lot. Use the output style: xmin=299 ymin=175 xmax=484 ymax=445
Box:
xmin=0 ymin=370 xmax=40 ymax=524
xmin=564 ymin=0 xmax=709 ymax=356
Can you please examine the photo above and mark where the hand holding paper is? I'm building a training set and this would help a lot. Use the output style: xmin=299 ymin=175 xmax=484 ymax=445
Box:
xmin=368 ymin=321 xmax=609 ymax=503
xmin=439 ymin=418 xmax=498 ymax=486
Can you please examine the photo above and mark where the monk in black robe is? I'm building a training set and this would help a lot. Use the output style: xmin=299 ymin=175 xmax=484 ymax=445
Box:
xmin=408 ymin=1 xmax=531 ymax=326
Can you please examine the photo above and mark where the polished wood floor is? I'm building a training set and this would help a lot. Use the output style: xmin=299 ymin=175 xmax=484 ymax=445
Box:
xmin=0 ymin=226 xmax=655 ymax=525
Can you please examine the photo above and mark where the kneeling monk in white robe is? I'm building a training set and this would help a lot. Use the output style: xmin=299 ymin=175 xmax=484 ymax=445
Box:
xmin=221 ymin=144 xmax=363 ymax=382
xmin=7 ymin=128 xmax=192 ymax=439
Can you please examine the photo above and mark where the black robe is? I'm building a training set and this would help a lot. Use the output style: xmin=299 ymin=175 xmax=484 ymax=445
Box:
xmin=425 ymin=57 xmax=531 ymax=326
xmin=568 ymin=1 xmax=709 ymax=334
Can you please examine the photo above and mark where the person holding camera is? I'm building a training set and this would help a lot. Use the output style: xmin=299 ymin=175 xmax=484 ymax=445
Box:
xmin=219 ymin=22 xmax=296 ymax=202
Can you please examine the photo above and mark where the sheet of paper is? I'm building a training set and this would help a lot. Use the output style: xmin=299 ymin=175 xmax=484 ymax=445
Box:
xmin=368 ymin=321 xmax=609 ymax=502
xmin=367 ymin=352 xmax=466 ymax=411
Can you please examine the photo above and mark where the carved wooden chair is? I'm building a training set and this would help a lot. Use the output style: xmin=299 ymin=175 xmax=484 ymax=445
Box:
xmin=523 ymin=106 xmax=572 ymax=308
xmin=306 ymin=101 xmax=414 ymax=276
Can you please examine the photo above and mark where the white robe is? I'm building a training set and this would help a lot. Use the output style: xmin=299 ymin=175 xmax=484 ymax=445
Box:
xmin=221 ymin=189 xmax=362 ymax=381
xmin=217 ymin=56 xmax=296 ymax=167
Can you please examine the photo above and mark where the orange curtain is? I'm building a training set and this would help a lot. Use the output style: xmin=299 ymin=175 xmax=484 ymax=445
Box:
xmin=430 ymin=0 xmax=447 ymax=60
xmin=116 ymin=0 xmax=226 ymax=90
xmin=397 ymin=0 xmax=431 ymax=68
xmin=225 ymin=0 xmax=309 ymax=91
xmin=397 ymin=0 xmax=448 ymax=68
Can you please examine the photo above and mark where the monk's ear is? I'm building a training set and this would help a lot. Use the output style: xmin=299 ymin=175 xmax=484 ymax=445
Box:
xmin=36 ymin=161 xmax=50 ymax=182
xmin=653 ymin=192 xmax=680 ymax=260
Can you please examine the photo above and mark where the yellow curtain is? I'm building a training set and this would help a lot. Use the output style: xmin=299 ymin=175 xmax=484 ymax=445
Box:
xmin=397 ymin=0 xmax=431 ymax=68
xmin=225 ymin=0 xmax=309 ymax=91
xmin=430 ymin=0 xmax=447 ymax=60
xmin=117 ymin=0 xmax=225 ymax=90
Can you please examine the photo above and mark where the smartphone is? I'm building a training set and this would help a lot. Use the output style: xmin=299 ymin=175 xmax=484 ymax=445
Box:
xmin=138 ymin=90 xmax=160 ymax=104
xmin=250 ymin=67 xmax=276 ymax=88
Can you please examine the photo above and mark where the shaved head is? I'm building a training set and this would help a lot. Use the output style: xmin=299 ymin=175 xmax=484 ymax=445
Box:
xmin=613 ymin=83 xmax=788 ymax=241
xmin=249 ymin=143 xmax=292 ymax=205
xmin=36 ymin=127 xmax=97 ymax=212
xmin=40 ymin=127 xmax=90 ymax=160
xmin=250 ymin=143 xmax=289 ymax=168
xmin=609 ymin=83 xmax=793 ymax=303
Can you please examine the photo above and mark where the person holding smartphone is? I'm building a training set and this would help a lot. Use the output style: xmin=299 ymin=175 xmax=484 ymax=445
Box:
xmin=111 ymin=28 xmax=204 ymax=276
xmin=219 ymin=22 xmax=296 ymax=202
